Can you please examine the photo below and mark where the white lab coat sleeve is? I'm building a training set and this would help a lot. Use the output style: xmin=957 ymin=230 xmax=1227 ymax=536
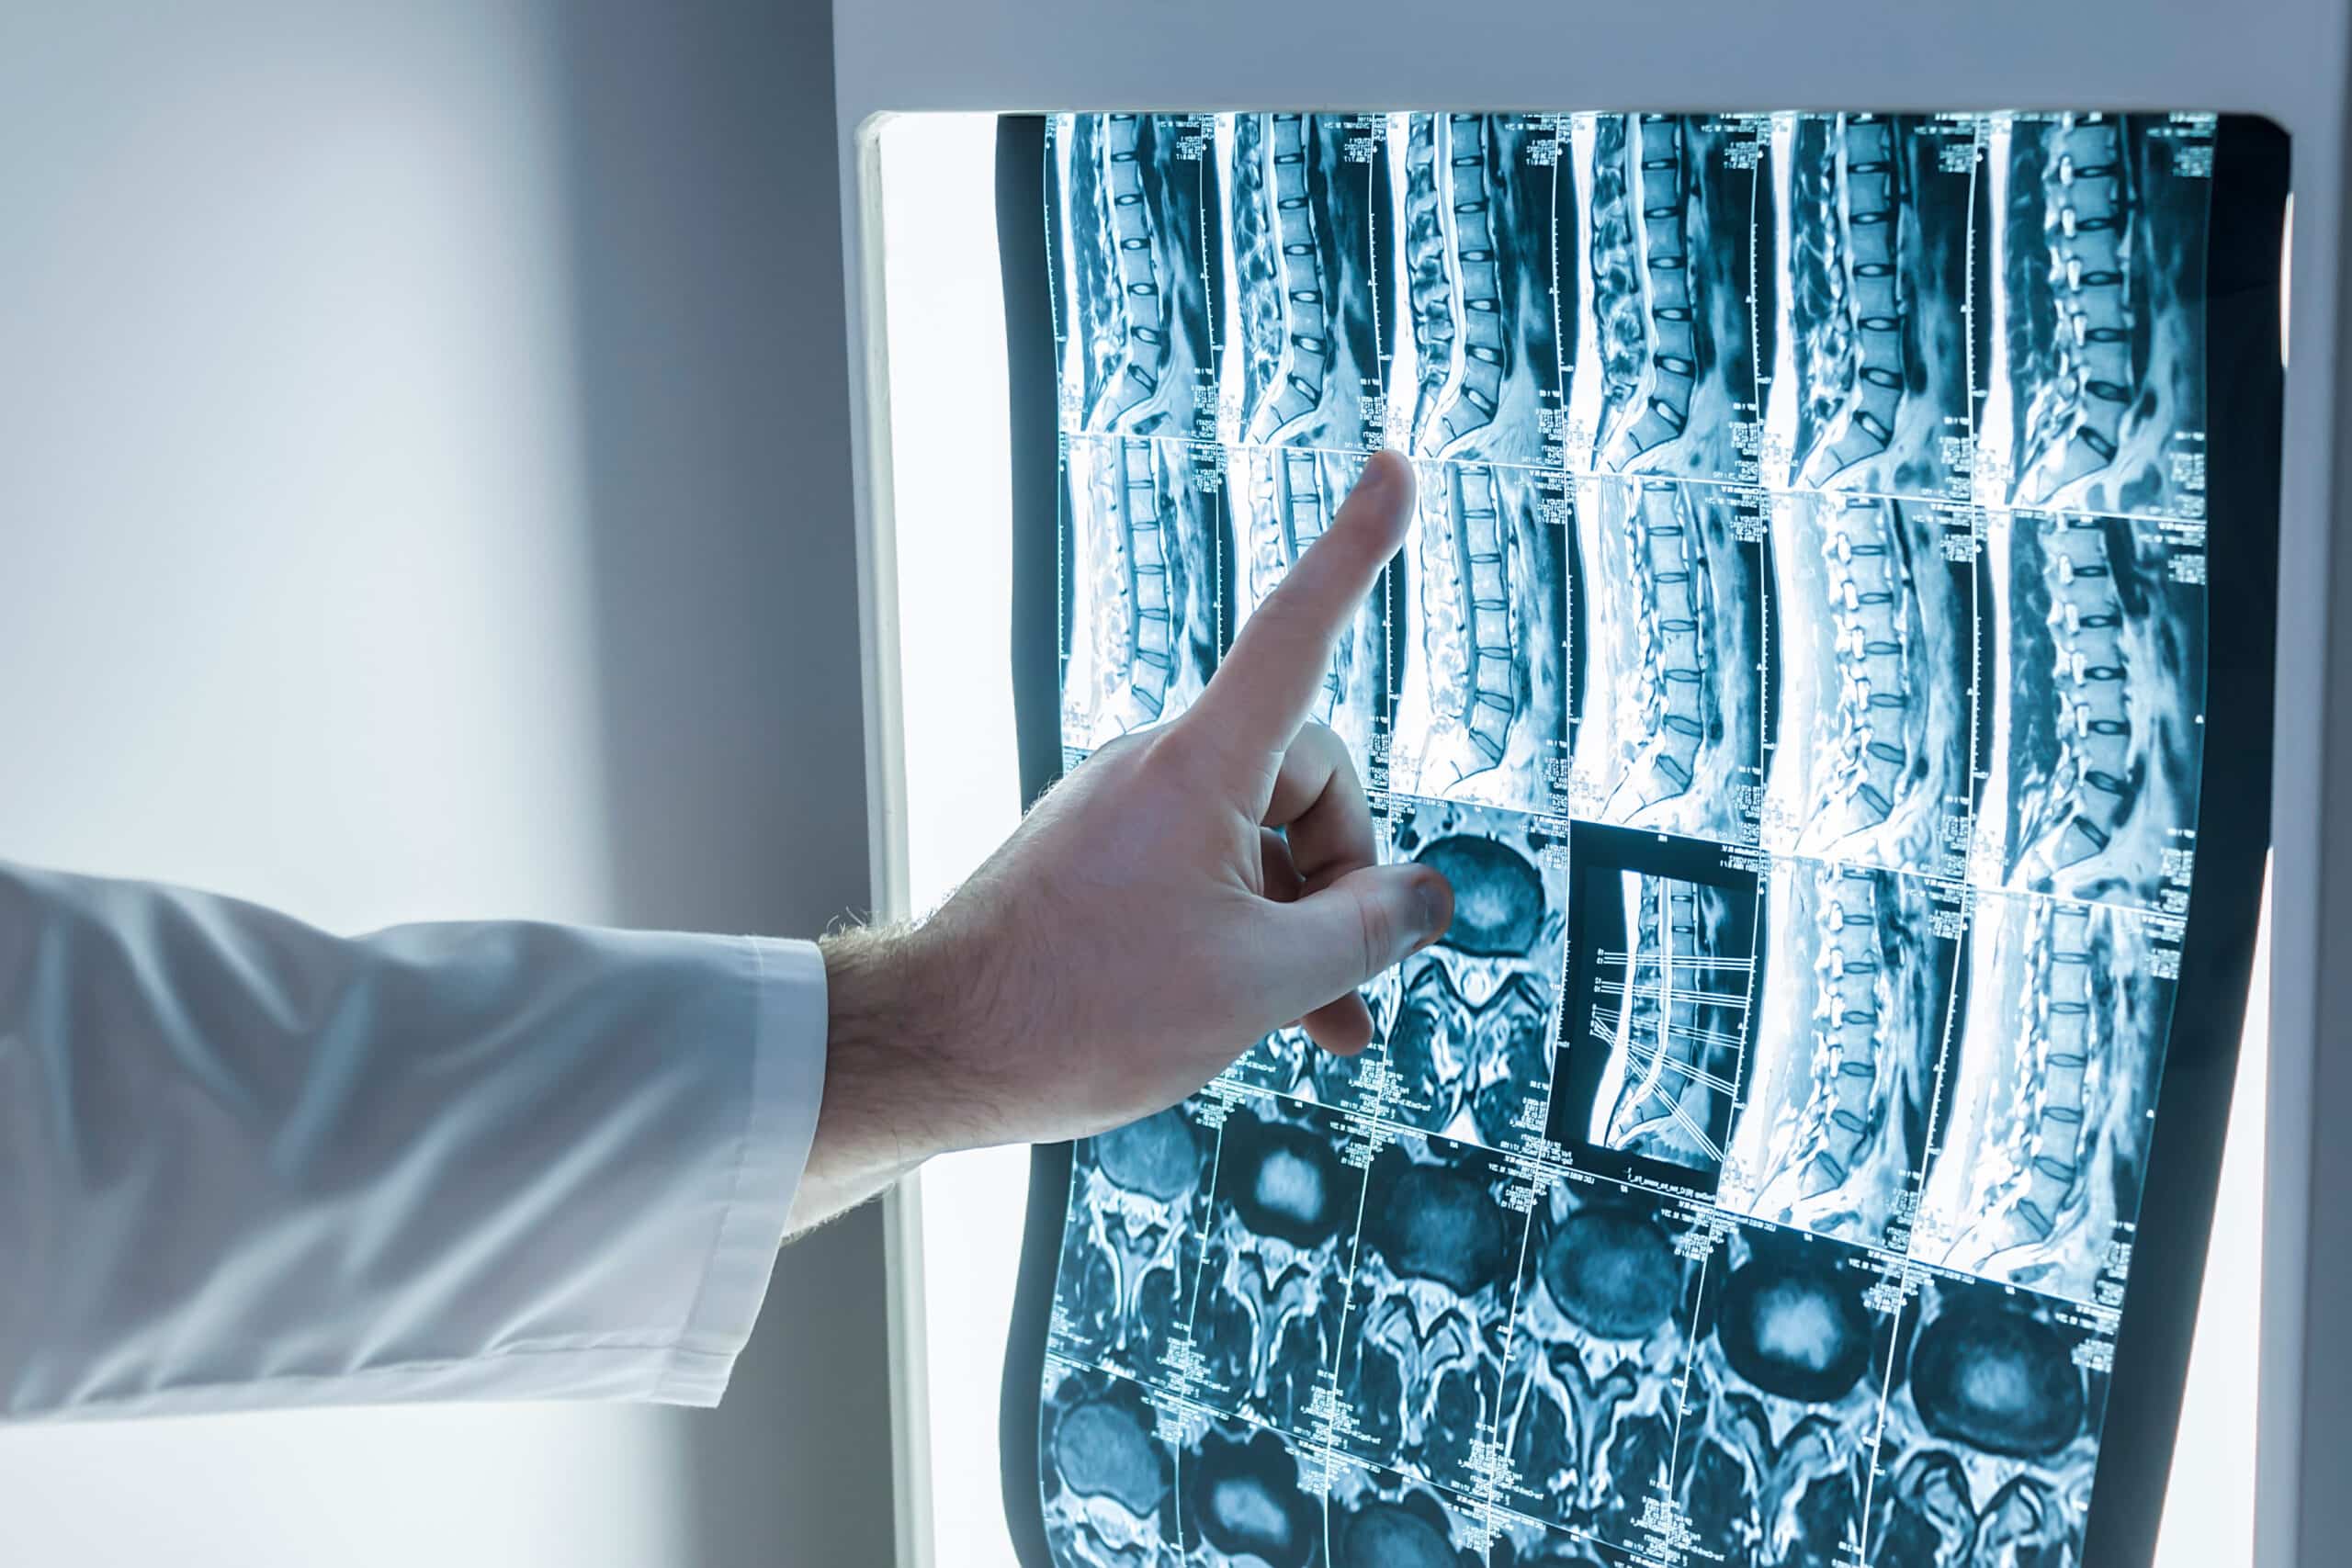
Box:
xmin=0 ymin=860 xmax=827 ymax=1420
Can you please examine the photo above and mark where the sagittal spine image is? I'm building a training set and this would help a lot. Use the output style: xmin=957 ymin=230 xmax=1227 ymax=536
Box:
xmin=1216 ymin=113 xmax=1391 ymax=454
xmin=1570 ymin=477 xmax=1768 ymax=845
xmin=1760 ymin=491 xmax=1977 ymax=882
xmin=1550 ymin=824 xmax=1766 ymax=1195
xmin=1566 ymin=114 xmax=1768 ymax=483
xmin=1388 ymin=113 xmax=1570 ymax=468
xmin=1050 ymin=114 xmax=1220 ymax=443
xmin=1327 ymin=1130 xmax=1522 ymax=1500
xmin=1763 ymin=114 xmax=1980 ymax=503
xmin=1970 ymin=510 xmax=2205 ymax=913
xmin=1867 ymin=1270 xmax=2109 ymax=1567
xmin=1228 ymin=444 xmax=1390 ymax=775
xmin=1912 ymin=894 xmax=2179 ymax=1305
xmin=1391 ymin=459 xmax=1570 ymax=818
xmin=1720 ymin=864 xmax=1960 ymax=1252
xmin=1060 ymin=434 xmax=1221 ymax=752
xmin=1038 ymin=1364 xmax=1180 ymax=1565
xmin=1977 ymin=114 xmax=2213 ymax=522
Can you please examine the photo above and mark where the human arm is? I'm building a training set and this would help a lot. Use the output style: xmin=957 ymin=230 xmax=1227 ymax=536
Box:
xmin=0 ymin=863 xmax=820 ymax=1419
xmin=786 ymin=449 xmax=1451 ymax=1233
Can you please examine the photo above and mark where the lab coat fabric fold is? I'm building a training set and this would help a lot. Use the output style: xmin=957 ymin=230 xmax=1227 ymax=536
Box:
xmin=0 ymin=861 xmax=826 ymax=1420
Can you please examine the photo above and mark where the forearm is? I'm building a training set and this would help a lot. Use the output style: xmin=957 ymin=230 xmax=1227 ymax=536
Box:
xmin=788 ymin=922 xmax=997 ymax=1234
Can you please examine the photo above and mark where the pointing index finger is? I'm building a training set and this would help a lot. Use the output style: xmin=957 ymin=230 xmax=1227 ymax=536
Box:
xmin=1187 ymin=450 xmax=1415 ymax=766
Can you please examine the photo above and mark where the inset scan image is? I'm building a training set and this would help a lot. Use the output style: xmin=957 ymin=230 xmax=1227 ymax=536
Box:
xmin=1549 ymin=824 xmax=1767 ymax=1196
xmin=1761 ymin=113 xmax=1981 ymax=503
xmin=1719 ymin=863 xmax=1961 ymax=1254
xmin=1564 ymin=114 xmax=1770 ymax=483
xmin=1970 ymin=509 xmax=2206 ymax=915
xmin=1568 ymin=477 xmax=1768 ymax=845
xmin=1039 ymin=1364 xmax=1182 ymax=1567
xmin=1867 ymin=1269 xmax=2109 ymax=1567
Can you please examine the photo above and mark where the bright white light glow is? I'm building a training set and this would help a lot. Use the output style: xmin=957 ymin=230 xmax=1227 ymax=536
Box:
xmin=875 ymin=111 xmax=1027 ymax=1568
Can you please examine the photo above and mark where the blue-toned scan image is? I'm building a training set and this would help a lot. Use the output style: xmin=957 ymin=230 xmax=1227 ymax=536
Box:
xmin=1030 ymin=108 xmax=2272 ymax=1568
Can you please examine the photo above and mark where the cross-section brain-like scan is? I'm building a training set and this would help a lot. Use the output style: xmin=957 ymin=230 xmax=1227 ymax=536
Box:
xmin=1030 ymin=108 xmax=2280 ymax=1568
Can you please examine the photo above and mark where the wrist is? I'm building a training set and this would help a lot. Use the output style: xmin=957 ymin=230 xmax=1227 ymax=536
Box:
xmin=816 ymin=920 xmax=1001 ymax=1168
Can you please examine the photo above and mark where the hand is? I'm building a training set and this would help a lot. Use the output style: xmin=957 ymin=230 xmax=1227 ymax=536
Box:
xmin=791 ymin=451 xmax=1453 ymax=1231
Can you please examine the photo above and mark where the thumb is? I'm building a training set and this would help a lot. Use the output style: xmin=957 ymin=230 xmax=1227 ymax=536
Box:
xmin=1245 ymin=863 xmax=1453 ymax=1024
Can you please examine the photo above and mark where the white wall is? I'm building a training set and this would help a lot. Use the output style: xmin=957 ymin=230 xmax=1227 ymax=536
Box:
xmin=0 ymin=2 xmax=891 ymax=1562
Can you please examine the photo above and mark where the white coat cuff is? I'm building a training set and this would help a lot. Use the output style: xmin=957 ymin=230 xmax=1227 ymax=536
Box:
xmin=655 ymin=935 xmax=828 ymax=1405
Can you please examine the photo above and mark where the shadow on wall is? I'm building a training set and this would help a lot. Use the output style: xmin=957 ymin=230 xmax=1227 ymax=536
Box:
xmin=548 ymin=2 xmax=891 ymax=1564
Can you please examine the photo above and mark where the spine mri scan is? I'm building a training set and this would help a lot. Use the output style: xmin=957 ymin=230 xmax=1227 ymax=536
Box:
xmin=1036 ymin=110 xmax=2248 ymax=1568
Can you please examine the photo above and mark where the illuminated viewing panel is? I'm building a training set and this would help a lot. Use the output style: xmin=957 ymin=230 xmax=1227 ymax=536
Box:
xmin=1005 ymin=110 xmax=2283 ymax=1568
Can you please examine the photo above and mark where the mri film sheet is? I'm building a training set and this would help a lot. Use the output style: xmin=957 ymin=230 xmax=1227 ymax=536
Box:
xmin=1547 ymin=824 xmax=1766 ymax=1198
xmin=1218 ymin=113 xmax=1394 ymax=455
xmin=1060 ymin=434 xmax=1222 ymax=752
xmin=1910 ymin=894 xmax=2181 ymax=1307
xmin=1227 ymin=444 xmax=1391 ymax=776
xmin=1024 ymin=109 xmax=2277 ymax=1568
xmin=1388 ymin=113 xmax=1573 ymax=468
xmin=1868 ymin=1267 xmax=2113 ymax=1566
xmin=1568 ymin=478 xmax=1770 ymax=843
xmin=1718 ymin=863 xmax=1962 ymax=1253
